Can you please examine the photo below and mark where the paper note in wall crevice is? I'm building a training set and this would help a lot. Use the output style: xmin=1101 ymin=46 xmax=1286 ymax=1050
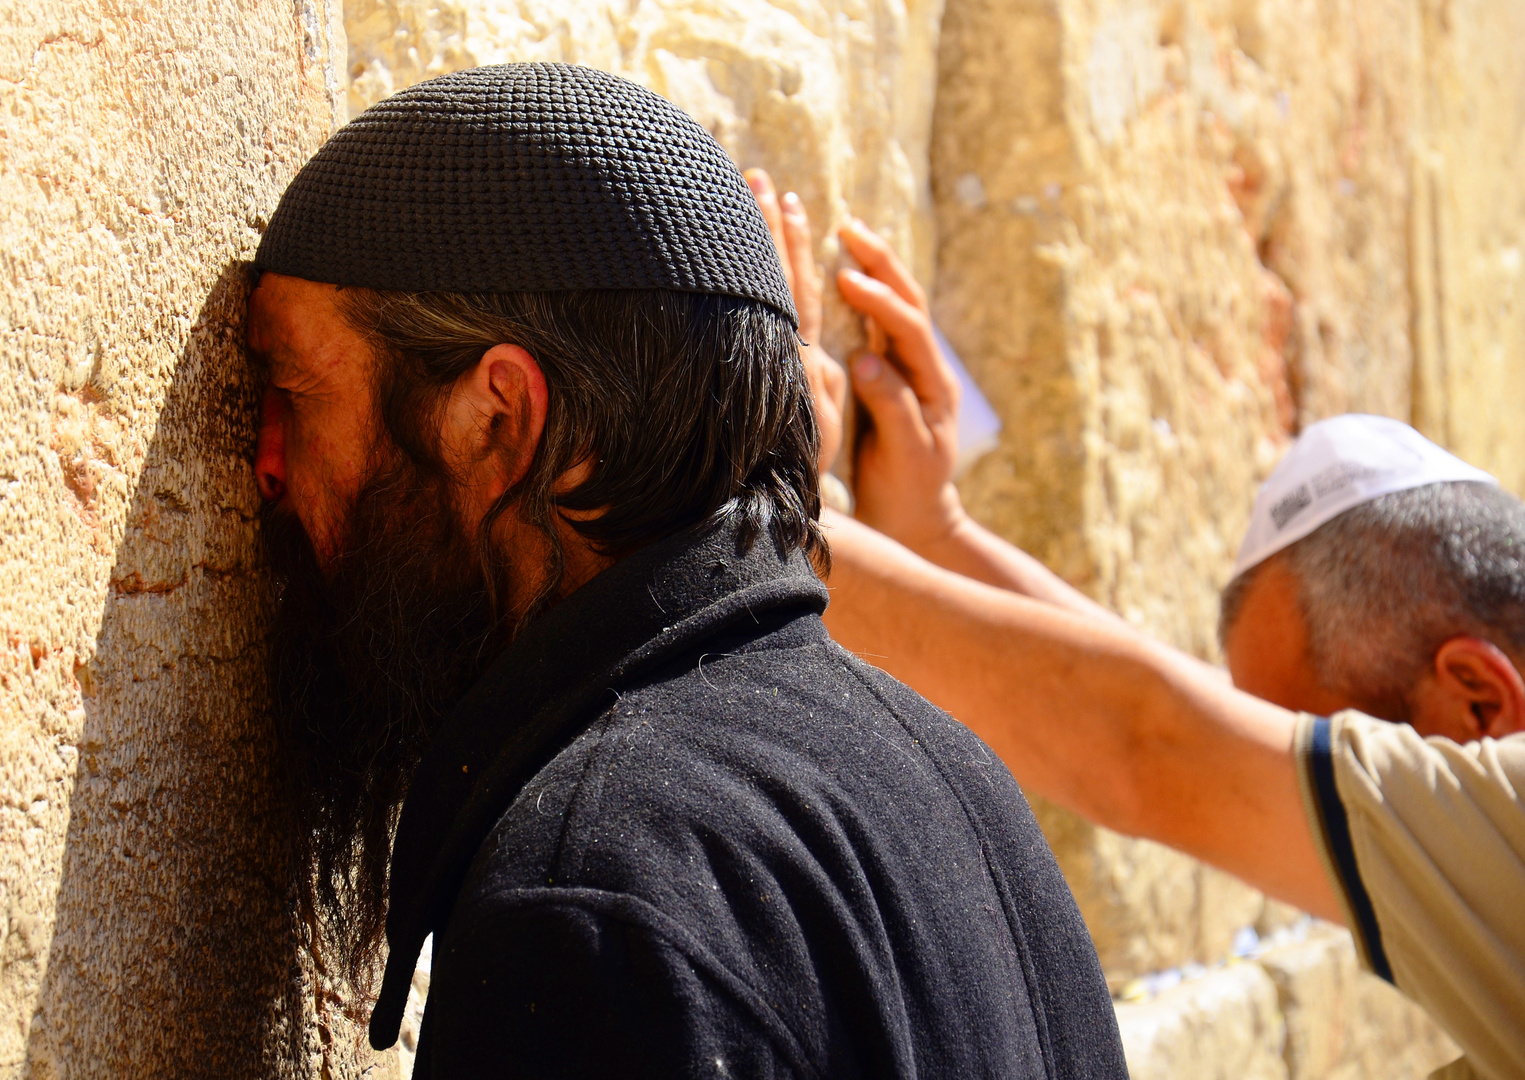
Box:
xmin=935 ymin=325 xmax=1003 ymax=477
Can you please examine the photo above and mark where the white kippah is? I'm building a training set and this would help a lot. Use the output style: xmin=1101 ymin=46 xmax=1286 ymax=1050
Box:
xmin=1231 ymin=414 xmax=1497 ymax=579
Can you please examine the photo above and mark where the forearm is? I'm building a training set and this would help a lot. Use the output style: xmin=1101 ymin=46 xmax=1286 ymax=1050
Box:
xmin=825 ymin=512 xmax=1221 ymax=824
xmin=912 ymin=511 xmax=1127 ymax=626
xmin=820 ymin=510 xmax=1339 ymax=918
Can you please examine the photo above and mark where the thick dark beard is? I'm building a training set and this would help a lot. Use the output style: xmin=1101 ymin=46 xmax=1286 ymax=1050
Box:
xmin=264 ymin=458 xmax=512 ymax=997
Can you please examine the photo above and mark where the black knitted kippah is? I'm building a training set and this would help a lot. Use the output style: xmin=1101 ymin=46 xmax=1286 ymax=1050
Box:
xmin=255 ymin=63 xmax=796 ymax=325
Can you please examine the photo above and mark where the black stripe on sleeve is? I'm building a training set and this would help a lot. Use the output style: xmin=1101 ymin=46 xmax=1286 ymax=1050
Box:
xmin=1308 ymin=716 xmax=1394 ymax=984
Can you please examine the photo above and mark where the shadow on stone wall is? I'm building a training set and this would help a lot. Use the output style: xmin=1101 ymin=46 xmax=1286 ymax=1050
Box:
xmin=25 ymin=265 xmax=309 ymax=1077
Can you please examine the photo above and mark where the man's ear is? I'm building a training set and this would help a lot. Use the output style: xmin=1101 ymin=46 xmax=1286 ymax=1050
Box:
xmin=1428 ymin=636 xmax=1525 ymax=738
xmin=445 ymin=343 xmax=548 ymax=503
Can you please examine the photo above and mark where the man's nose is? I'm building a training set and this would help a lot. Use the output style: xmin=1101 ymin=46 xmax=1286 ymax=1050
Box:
xmin=255 ymin=385 xmax=289 ymax=502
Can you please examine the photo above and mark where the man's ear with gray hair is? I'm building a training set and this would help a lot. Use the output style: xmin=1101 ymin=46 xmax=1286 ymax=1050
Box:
xmin=1408 ymin=635 xmax=1525 ymax=740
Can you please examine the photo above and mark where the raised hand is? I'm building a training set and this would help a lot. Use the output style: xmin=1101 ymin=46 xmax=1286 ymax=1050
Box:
xmin=744 ymin=169 xmax=847 ymax=478
xmin=834 ymin=220 xmax=964 ymax=551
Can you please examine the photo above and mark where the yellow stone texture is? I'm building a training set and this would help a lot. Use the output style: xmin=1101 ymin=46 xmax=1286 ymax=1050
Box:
xmin=3 ymin=0 xmax=1522 ymax=1073
xmin=0 ymin=0 xmax=372 ymax=1074
xmin=1256 ymin=926 xmax=1458 ymax=1079
xmin=1116 ymin=961 xmax=1290 ymax=1080
xmin=1116 ymin=925 xmax=1459 ymax=1079
xmin=929 ymin=0 xmax=1523 ymax=987
xmin=1410 ymin=0 xmax=1525 ymax=491
xmin=933 ymin=0 xmax=1424 ymax=665
xmin=340 ymin=0 xmax=945 ymax=354
xmin=1029 ymin=796 xmax=1288 ymax=984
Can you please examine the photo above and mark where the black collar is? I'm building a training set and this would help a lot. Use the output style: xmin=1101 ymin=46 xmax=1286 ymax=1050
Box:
xmin=369 ymin=519 xmax=828 ymax=1049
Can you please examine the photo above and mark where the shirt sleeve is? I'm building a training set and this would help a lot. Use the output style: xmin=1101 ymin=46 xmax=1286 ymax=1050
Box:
xmin=1293 ymin=711 xmax=1525 ymax=1080
xmin=415 ymin=889 xmax=805 ymax=1080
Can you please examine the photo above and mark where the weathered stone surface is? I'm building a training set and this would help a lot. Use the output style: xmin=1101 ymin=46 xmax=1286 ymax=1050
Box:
xmin=1257 ymin=925 xmax=1458 ymax=1080
xmin=930 ymin=0 xmax=1285 ymax=979
xmin=1117 ymin=924 xmax=1459 ymax=1080
xmin=1115 ymin=961 xmax=1289 ymax=1080
xmin=932 ymin=0 xmax=1425 ymax=663
xmin=1029 ymin=796 xmax=1284 ymax=984
xmin=0 ymin=0 xmax=348 ymax=1074
xmin=929 ymin=0 xmax=1522 ymax=985
xmin=341 ymin=0 xmax=945 ymax=355
xmin=1410 ymin=0 xmax=1525 ymax=492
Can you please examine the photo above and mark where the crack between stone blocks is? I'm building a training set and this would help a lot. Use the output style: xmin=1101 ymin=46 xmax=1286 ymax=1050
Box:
xmin=108 ymin=561 xmax=250 ymax=597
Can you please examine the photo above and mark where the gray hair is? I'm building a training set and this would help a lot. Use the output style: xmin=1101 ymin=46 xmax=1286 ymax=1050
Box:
xmin=1219 ymin=481 xmax=1525 ymax=713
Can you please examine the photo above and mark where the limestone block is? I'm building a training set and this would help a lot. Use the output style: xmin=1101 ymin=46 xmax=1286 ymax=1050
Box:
xmin=1410 ymin=0 xmax=1525 ymax=492
xmin=930 ymin=0 xmax=1453 ymax=979
xmin=1118 ymin=925 xmax=1461 ymax=1080
xmin=341 ymin=0 xmax=945 ymax=357
xmin=0 ymin=0 xmax=348 ymax=1074
xmin=1257 ymin=925 xmax=1459 ymax=1080
xmin=1115 ymin=962 xmax=1289 ymax=1080
xmin=1030 ymin=797 xmax=1284 ymax=983
xmin=1221 ymin=0 xmax=1422 ymax=429
xmin=934 ymin=0 xmax=1425 ymax=656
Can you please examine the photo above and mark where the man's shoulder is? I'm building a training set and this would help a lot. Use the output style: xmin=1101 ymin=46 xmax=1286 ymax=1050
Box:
xmin=585 ymin=619 xmax=1008 ymax=822
xmin=439 ymin=614 xmax=1122 ymax=1080
xmin=614 ymin=613 xmax=994 ymax=768
xmin=460 ymin=614 xmax=1035 ymax=913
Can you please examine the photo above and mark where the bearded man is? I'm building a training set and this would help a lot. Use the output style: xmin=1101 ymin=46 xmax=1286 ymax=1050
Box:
xmin=246 ymin=64 xmax=1124 ymax=1078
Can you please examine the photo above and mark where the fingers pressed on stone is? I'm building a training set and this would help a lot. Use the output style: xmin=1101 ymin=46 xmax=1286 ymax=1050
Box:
xmin=745 ymin=169 xmax=796 ymax=297
xmin=780 ymin=191 xmax=822 ymax=342
xmin=838 ymin=270 xmax=952 ymax=413
xmin=840 ymin=219 xmax=927 ymax=311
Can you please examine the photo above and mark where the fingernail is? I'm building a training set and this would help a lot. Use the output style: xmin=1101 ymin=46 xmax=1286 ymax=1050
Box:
xmin=854 ymin=354 xmax=883 ymax=381
xmin=745 ymin=170 xmax=771 ymax=194
xmin=840 ymin=267 xmax=864 ymax=281
xmin=782 ymin=191 xmax=801 ymax=210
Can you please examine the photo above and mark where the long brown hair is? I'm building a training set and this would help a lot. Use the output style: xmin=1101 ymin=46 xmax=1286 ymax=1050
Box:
xmin=271 ymin=286 xmax=826 ymax=1000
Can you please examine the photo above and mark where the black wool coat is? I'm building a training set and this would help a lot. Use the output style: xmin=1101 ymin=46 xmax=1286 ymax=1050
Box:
xmin=370 ymin=520 xmax=1128 ymax=1079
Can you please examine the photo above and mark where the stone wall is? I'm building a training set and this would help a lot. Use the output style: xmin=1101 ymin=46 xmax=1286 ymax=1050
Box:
xmin=933 ymin=0 xmax=1428 ymax=699
xmin=930 ymin=0 xmax=1523 ymax=1008
xmin=1410 ymin=0 xmax=1525 ymax=491
xmin=3 ymin=0 xmax=1520 ymax=1076
xmin=923 ymin=0 xmax=1514 ymax=1071
xmin=340 ymin=0 xmax=945 ymax=352
xmin=930 ymin=0 xmax=1390 ymax=985
xmin=0 ymin=0 xmax=361 ymax=1074
xmin=1117 ymin=923 xmax=1458 ymax=1078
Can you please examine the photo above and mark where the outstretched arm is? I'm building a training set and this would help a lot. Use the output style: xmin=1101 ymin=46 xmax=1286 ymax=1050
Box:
xmin=744 ymin=175 xmax=1338 ymax=918
xmin=820 ymin=509 xmax=1342 ymax=921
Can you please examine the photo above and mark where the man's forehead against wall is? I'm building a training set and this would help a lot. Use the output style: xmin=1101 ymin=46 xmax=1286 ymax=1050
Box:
xmin=1221 ymin=413 xmax=1525 ymax=738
